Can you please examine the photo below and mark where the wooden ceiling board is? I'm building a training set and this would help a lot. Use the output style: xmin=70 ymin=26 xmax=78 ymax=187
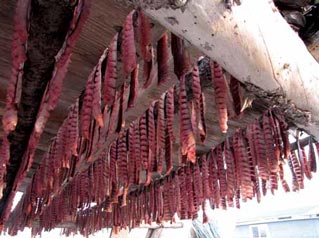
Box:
xmin=0 ymin=0 xmax=133 ymax=191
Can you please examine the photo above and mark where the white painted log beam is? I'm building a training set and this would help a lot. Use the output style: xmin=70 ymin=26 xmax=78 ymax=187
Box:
xmin=140 ymin=0 xmax=319 ymax=138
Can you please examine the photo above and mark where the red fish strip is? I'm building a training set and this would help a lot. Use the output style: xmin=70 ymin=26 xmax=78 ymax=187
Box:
xmin=157 ymin=94 xmax=166 ymax=173
xmin=3 ymin=0 xmax=30 ymax=133
xmin=229 ymin=76 xmax=242 ymax=116
xmin=81 ymin=68 xmax=95 ymax=139
xmin=139 ymin=113 xmax=148 ymax=170
xmin=137 ymin=10 xmax=152 ymax=62
xmin=104 ymin=33 xmax=118 ymax=105
xmin=262 ymin=113 xmax=278 ymax=173
xmin=128 ymin=124 xmax=136 ymax=185
xmin=308 ymin=138 xmax=317 ymax=173
xmin=157 ymin=34 xmax=170 ymax=85
xmin=148 ymin=102 xmax=156 ymax=172
xmin=171 ymin=34 xmax=190 ymax=78
xmin=224 ymin=137 xmax=236 ymax=204
xmin=122 ymin=11 xmax=137 ymax=78
xmin=127 ymin=65 xmax=139 ymax=109
xmin=107 ymin=90 xmax=119 ymax=135
xmin=134 ymin=121 xmax=141 ymax=183
xmin=211 ymin=61 xmax=228 ymax=133
xmin=208 ymin=151 xmax=221 ymax=208
xmin=92 ymin=50 xmax=107 ymax=128
xmin=117 ymin=132 xmax=128 ymax=186
xmin=179 ymin=75 xmax=196 ymax=163
xmin=67 ymin=100 xmax=79 ymax=156
xmin=166 ymin=87 xmax=175 ymax=140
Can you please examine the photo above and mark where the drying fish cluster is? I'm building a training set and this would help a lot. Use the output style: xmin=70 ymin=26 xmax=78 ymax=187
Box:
xmin=2 ymin=0 xmax=30 ymax=135
xmin=6 ymin=67 xmax=204 ymax=234
xmin=3 ymin=7 xmax=319 ymax=237
xmin=0 ymin=0 xmax=91 ymax=224
xmin=5 ymin=8 xmax=168 ymax=232
xmin=6 ymin=102 xmax=319 ymax=236
xmin=0 ymin=0 xmax=31 ymax=202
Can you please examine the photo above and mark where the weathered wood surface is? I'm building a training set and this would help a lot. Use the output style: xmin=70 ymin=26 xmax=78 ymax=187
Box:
xmin=139 ymin=0 xmax=319 ymax=138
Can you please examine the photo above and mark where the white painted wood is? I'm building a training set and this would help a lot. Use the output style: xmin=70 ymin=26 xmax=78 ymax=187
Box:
xmin=142 ymin=0 xmax=319 ymax=138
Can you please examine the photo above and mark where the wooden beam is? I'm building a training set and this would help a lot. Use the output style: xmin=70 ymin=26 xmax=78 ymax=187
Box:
xmin=137 ymin=0 xmax=319 ymax=139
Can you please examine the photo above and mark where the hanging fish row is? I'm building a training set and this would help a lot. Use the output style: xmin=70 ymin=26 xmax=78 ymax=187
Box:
xmin=0 ymin=0 xmax=90 ymax=190
xmin=32 ymin=10 xmax=244 ymax=213
xmin=3 ymin=9 xmax=163 ymax=232
xmin=5 ymin=73 xmax=191 ymax=228
xmin=0 ymin=0 xmax=31 ymax=200
xmin=7 ymin=54 xmax=248 ymax=235
xmin=0 ymin=0 xmax=91 ymax=225
xmin=6 ymin=9 xmax=258 ymax=234
xmin=31 ymin=108 xmax=319 ymax=236
xmin=8 ymin=50 xmax=247 ymax=229
xmin=8 ymin=106 xmax=319 ymax=236
xmin=0 ymin=7 xmax=149 ymax=210
xmin=5 ymin=60 xmax=243 ymax=236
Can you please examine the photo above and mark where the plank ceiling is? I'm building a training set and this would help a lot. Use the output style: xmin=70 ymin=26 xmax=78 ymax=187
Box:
xmin=0 ymin=0 xmax=133 ymax=191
